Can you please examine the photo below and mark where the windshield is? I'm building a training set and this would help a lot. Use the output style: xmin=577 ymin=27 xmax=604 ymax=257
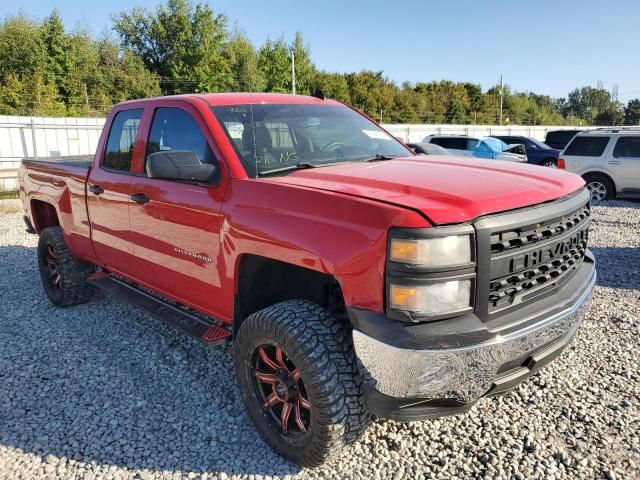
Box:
xmin=530 ymin=138 xmax=552 ymax=149
xmin=211 ymin=104 xmax=412 ymax=176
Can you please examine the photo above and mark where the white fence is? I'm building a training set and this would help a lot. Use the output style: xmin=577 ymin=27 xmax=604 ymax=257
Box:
xmin=383 ymin=124 xmax=594 ymax=143
xmin=0 ymin=115 xmax=105 ymax=191
xmin=0 ymin=115 xmax=594 ymax=191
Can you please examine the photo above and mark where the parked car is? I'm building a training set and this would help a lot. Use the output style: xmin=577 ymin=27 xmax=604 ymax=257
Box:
xmin=406 ymin=142 xmax=452 ymax=155
xmin=493 ymin=135 xmax=560 ymax=167
xmin=559 ymin=128 xmax=640 ymax=200
xmin=19 ymin=93 xmax=595 ymax=467
xmin=545 ymin=129 xmax=583 ymax=150
xmin=423 ymin=135 xmax=527 ymax=162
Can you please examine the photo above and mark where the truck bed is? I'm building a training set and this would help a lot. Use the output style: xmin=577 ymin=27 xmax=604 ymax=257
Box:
xmin=19 ymin=155 xmax=94 ymax=261
xmin=22 ymin=155 xmax=93 ymax=168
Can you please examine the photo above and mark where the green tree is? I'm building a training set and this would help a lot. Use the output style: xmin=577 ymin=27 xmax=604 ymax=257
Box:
xmin=563 ymin=84 xmax=620 ymax=124
xmin=346 ymin=71 xmax=396 ymax=121
xmin=41 ymin=10 xmax=69 ymax=85
xmin=225 ymin=32 xmax=265 ymax=91
xmin=311 ymin=71 xmax=350 ymax=103
xmin=624 ymin=99 xmax=640 ymax=125
xmin=113 ymin=0 xmax=231 ymax=94
xmin=0 ymin=14 xmax=46 ymax=81
xmin=291 ymin=32 xmax=314 ymax=94
xmin=258 ymin=37 xmax=291 ymax=93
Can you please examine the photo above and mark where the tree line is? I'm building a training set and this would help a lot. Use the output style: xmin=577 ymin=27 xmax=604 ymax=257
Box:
xmin=1 ymin=0 xmax=640 ymax=126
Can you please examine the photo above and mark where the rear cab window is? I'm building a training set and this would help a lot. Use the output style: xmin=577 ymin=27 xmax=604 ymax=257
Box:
xmin=564 ymin=136 xmax=610 ymax=156
xmin=104 ymin=109 xmax=143 ymax=171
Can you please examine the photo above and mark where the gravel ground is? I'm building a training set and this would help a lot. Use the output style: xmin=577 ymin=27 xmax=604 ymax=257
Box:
xmin=0 ymin=198 xmax=638 ymax=479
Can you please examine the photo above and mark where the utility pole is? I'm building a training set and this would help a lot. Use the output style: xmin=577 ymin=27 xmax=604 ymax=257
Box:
xmin=499 ymin=74 xmax=504 ymax=126
xmin=291 ymin=51 xmax=296 ymax=95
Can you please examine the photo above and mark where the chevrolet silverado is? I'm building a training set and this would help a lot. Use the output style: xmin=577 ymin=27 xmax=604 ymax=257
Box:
xmin=19 ymin=93 xmax=596 ymax=466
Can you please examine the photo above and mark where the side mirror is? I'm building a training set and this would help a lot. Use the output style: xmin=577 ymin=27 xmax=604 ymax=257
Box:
xmin=146 ymin=150 xmax=216 ymax=183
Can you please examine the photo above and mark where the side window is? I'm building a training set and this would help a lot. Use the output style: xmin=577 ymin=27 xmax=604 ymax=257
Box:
xmin=613 ymin=136 xmax=640 ymax=158
xmin=432 ymin=137 xmax=467 ymax=150
xmin=466 ymin=139 xmax=481 ymax=150
xmin=564 ymin=136 xmax=610 ymax=156
xmin=104 ymin=109 xmax=143 ymax=171
xmin=146 ymin=107 xmax=217 ymax=167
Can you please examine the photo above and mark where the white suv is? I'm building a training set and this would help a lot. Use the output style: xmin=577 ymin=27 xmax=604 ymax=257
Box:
xmin=560 ymin=129 xmax=640 ymax=201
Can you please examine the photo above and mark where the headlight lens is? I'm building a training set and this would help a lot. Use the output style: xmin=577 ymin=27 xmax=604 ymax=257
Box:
xmin=390 ymin=235 xmax=472 ymax=267
xmin=389 ymin=279 xmax=471 ymax=316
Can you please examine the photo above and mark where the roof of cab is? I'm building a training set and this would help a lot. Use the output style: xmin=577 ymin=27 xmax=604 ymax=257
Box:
xmin=201 ymin=92 xmax=342 ymax=106
xmin=116 ymin=92 xmax=342 ymax=108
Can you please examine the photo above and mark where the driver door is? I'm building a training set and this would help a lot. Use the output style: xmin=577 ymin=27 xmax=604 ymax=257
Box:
xmin=127 ymin=103 xmax=229 ymax=318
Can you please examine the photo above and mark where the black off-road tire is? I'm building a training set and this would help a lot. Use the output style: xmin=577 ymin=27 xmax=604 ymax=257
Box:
xmin=233 ymin=300 xmax=371 ymax=467
xmin=37 ymin=226 xmax=96 ymax=306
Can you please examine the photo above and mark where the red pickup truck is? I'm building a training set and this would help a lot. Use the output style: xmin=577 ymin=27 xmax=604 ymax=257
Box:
xmin=19 ymin=93 xmax=596 ymax=466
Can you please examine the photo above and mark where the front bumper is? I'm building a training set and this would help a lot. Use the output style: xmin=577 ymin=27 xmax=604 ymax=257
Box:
xmin=351 ymin=256 xmax=596 ymax=421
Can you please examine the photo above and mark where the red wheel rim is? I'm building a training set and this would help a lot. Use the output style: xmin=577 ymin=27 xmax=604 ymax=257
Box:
xmin=251 ymin=344 xmax=311 ymax=436
xmin=45 ymin=244 xmax=62 ymax=290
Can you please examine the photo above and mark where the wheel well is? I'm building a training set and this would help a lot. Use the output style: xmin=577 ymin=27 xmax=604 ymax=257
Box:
xmin=30 ymin=200 xmax=59 ymax=233
xmin=582 ymin=172 xmax=616 ymax=190
xmin=234 ymin=254 xmax=346 ymax=335
xmin=542 ymin=157 xmax=557 ymax=165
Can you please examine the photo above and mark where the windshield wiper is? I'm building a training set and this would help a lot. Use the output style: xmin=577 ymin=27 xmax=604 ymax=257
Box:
xmin=259 ymin=161 xmax=346 ymax=176
xmin=362 ymin=154 xmax=396 ymax=162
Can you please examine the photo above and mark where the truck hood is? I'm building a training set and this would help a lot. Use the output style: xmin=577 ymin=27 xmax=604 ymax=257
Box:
xmin=266 ymin=156 xmax=585 ymax=225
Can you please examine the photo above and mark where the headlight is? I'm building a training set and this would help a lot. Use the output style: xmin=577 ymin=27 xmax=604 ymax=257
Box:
xmin=390 ymin=235 xmax=472 ymax=267
xmin=389 ymin=280 xmax=472 ymax=316
xmin=387 ymin=226 xmax=476 ymax=321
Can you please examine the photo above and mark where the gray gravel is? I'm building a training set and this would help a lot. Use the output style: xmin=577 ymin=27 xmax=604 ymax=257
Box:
xmin=0 ymin=198 xmax=638 ymax=479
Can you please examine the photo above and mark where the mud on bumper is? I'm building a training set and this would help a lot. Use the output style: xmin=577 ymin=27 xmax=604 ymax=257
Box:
xmin=351 ymin=257 xmax=596 ymax=422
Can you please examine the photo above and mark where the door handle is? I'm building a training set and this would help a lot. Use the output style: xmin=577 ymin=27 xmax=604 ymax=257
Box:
xmin=88 ymin=184 xmax=104 ymax=195
xmin=130 ymin=193 xmax=150 ymax=204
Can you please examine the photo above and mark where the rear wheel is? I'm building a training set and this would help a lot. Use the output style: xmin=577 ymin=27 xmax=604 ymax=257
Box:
xmin=584 ymin=173 xmax=615 ymax=201
xmin=233 ymin=300 xmax=370 ymax=467
xmin=37 ymin=226 xmax=96 ymax=306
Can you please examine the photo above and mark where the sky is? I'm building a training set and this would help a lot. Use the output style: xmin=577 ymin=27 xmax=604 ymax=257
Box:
xmin=3 ymin=0 xmax=640 ymax=101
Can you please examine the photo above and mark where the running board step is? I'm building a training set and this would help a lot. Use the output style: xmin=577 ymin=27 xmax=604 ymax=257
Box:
xmin=88 ymin=272 xmax=231 ymax=345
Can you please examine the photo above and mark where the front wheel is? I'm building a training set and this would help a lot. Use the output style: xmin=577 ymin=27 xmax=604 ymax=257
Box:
xmin=233 ymin=300 xmax=370 ymax=467
xmin=584 ymin=174 xmax=615 ymax=201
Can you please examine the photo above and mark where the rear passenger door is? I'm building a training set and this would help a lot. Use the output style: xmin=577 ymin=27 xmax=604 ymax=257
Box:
xmin=87 ymin=108 xmax=142 ymax=272
xmin=609 ymin=136 xmax=640 ymax=191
